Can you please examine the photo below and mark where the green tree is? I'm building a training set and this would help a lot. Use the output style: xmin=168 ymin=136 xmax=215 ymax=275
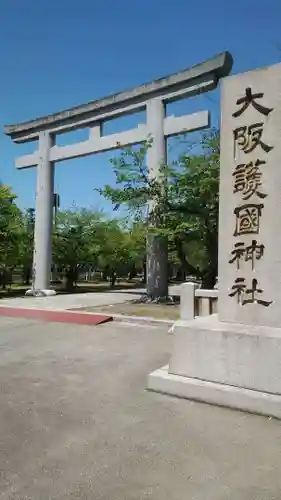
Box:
xmin=97 ymin=220 xmax=129 ymax=286
xmin=98 ymin=141 xmax=169 ymax=299
xmin=0 ymin=183 xmax=23 ymax=287
xmin=20 ymin=208 xmax=35 ymax=285
xmin=99 ymin=129 xmax=220 ymax=290
xmin=52 ymin=208 xmax=104 ymax=290
xmin=97 ymin=219 xmax=146 ymax=286
xmin=126 ymin=222 xmax=146 ymax=280
xmin=165 ymin=129 xmax=219 ymax=288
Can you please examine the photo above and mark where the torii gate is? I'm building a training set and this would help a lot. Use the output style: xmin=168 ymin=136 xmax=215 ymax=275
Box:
xmin=4 ymin=52 xmax=232 ymax=296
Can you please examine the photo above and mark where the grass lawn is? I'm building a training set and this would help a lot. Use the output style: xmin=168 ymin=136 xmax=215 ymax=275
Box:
xmin=0 ymin=284 xmax=29 ymax=298
xmin=81 ymin=301 xmax=180 ymax=321
xmin=0 ymin=280 xmax=143 ymax=299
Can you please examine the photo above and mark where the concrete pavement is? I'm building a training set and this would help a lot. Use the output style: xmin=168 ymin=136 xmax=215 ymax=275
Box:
xmin=0 ymin=284 xmax=182 ymax=312
xmin=1 ymin=316 xmax=281 ymax=499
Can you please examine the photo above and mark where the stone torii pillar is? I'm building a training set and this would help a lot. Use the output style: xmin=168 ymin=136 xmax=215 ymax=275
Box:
xmin=32 ymin=131 xmax=55 ymax=294
xmin=146 ymin=98 xmax=168 ymax=299
xmin=4 ymin=52 xmax=233 ymax=297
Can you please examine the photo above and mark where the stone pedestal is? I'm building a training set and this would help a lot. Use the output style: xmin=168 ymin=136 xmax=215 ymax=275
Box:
xmin=148 ymin=314 xmax=281 ymax=418
xmin=25 ymin=289 xmax=56 ymax=297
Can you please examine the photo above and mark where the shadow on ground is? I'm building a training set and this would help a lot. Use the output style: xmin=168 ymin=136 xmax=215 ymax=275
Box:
xmin=0 ymin=280 xmax=146 ymax=299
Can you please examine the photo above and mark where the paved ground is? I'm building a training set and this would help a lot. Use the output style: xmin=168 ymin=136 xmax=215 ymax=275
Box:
xmin=0 ymin=290 xmax=143 ymax=311
xmin=0 ymin=285 xmax=182 ymax=312
xmin=1 ymin=317 xmax=281 ymax=499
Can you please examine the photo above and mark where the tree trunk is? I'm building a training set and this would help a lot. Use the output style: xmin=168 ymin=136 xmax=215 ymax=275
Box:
xmin=146 ymin=234 xmax=168 ymax=300
xmin=102 ymin=267 xmax=109 ymax=281
xmin=202 ymin=226 xmax=218 ymax=290
xmin=175 ymin=237 xmax=199 ymax=280
xmin=63 ymin=269 xmax=76 ymax=291
xmin=168 ymin=261 xmax=173 ymax=280
xmin=23 ymin=266 xmax=31 ymax=286
xmin=201 ymin=268 xmax=217 ymax=289
xmin=128 ymin=264 xmax=137 ymax=280
xmin=142 ymin=261 xmax=147 ymax=283
xmin=175 ymin=268 xmax=186 ymax=282
xmin=0 ymin=270 xmax=9 ymax=290
xmin=110 ymin=271 xmax=116 ymax=287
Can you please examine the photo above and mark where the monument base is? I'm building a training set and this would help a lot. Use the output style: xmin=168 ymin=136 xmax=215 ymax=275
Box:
xmin=147 ymin=314 xmax=281 ymax=419
xmin=25 ymin=289 xmax=56 ymax=297
xmin=148 ymin=365 xmax=281 ymax=419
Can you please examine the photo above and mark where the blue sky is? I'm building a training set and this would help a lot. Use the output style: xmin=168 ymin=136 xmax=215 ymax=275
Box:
xmin=1 ymin=0 xmax=280 ymax=213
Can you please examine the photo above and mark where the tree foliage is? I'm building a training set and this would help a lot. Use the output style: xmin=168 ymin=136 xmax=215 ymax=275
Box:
xmin=97 ymin=220 xmax=146 ymax=285
xmin=99 ymin=128 xmax=220 ymax=288
xmin=20 ymin=208 xmax=35 ymax=285
xmin=0 ymin=184 xmax=23 ymax=285
xmin=52 ymin=209 xmax=146 ymax=289
xmin=52 ymin=209 xmax=104 ymax=290
xmin=99 ymin=141 xmax=155 ymax=221
xmin=165 ymin=129 xmax=219 ymax=287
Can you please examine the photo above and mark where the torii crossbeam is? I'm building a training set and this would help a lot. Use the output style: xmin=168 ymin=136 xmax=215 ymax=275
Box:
xmin=4 ymin=51 xmax=233 ymax=296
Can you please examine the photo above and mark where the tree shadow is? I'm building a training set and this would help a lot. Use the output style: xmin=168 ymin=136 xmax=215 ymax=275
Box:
xmin=56 ymin=281 xmax=146 ymax=295
xmin=0 ymin=280 xmax=146 ymax=300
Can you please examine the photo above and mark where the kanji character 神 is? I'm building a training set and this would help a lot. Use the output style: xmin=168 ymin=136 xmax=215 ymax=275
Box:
xmin=229 ymin=240 xmax=264 ymax=270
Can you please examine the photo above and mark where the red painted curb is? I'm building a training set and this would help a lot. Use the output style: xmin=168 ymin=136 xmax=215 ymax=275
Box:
xmin=0 ymin=307 xmax=113 ymax=325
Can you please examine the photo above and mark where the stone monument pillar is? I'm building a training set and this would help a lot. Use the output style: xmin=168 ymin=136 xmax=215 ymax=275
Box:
xmin=219 ymin=65 xmax=281 ymax=327
xmin=148 ymin=61 xmax=281 ymax=419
